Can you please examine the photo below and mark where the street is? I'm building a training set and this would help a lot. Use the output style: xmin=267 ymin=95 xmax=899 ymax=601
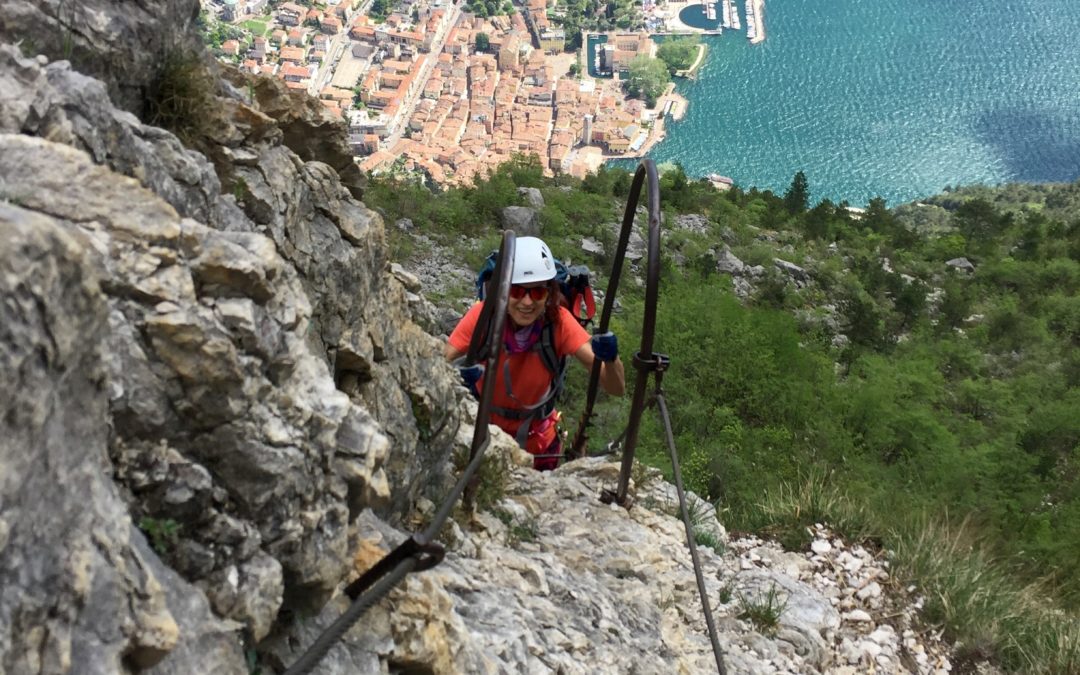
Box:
xmin=382 ymin=3 xmax=462 ymax=147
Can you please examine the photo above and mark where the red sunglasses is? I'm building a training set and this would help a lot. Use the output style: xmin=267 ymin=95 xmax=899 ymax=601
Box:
xmin=509 ymin=285 xmax=549 ymax=301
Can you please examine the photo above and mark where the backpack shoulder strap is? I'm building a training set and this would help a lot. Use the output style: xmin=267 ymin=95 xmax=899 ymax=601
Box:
xmin=537 ymin=320 xmax=563 ymax=380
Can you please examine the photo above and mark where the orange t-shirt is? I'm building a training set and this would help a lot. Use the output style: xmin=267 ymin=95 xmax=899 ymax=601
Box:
xmin=448 ymin=303 xmax=590 ymax=454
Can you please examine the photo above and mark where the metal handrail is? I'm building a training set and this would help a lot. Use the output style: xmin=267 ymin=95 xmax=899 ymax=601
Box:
xmin=568 ymin=159 xmax=726 ymax=674
xmin=569 ymin=160 xmax=662 ymax=503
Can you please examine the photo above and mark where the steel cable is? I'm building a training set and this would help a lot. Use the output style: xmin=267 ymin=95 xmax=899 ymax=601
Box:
xmin=657 ymin=390 xmax=727 ymax=675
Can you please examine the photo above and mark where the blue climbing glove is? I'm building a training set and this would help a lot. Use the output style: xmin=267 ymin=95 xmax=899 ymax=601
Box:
xmin=458 ymin=364 xmax=484 ymax=396
xmin=591 ymin=331 xmax=619 ymax=363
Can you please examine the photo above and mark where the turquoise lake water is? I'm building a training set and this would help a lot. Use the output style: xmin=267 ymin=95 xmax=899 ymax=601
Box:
xmin=611 ymin=0 xmax=1080 ymax=206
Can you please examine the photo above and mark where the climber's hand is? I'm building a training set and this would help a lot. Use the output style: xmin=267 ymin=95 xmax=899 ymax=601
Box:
xmin=458 ymin=364 xmax=484 ymax=395
xmin=591 ymin=332 xmax=619 ymax=363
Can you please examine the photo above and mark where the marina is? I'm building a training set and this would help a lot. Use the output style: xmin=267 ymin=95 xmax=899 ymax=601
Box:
xmin=665 ymin=0 xmax=758 ymax=41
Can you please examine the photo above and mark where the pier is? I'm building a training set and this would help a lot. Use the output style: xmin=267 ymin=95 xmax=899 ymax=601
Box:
xmin=723 ymin=0 xmax=741 ymax=30
xmin=651 ymin=30 xmax=722 ymax=36
xmin=745 ymin=0 xmax=765 ymax=43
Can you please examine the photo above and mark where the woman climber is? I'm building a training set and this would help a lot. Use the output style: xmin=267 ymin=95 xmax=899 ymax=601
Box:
xmin=444 ymin=237 xmax=626 ymax=470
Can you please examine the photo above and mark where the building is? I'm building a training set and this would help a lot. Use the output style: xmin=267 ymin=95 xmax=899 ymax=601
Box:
xmin=277 ymin=2 xmax=305 ymax=26
xmin=279 ymin=46 xmax=306 ymax=64
xmin=222 ymin=0 xmax=239 ymax=21
xmin=498 ymin=33 xmax=521 ymax=71
xmin=538 ymin=29 xmax=565 ymax=54
xmin=321 ymin=15 xmax=342 ymax=34
xmin=600 ymin=32 xmax=653 ymax=74
xmin=280 ymin=63 xmax=310 ymax=83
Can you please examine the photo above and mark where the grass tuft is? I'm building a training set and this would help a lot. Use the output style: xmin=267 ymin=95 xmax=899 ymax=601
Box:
xmin=491 ymin=507 xmax=539 ymax=547
xmin=693 ymin=527 xmax=724 ymax=554
xmin=139 ymin=516 xmax=181 ymax=555
xmin=737 ymin=583 xmax=788 ymax=635
xmin=742 ymin=467 xmax=877 ymax=550
xmin=455 ymin=443 xmax=509 ymax=514
xmin=717 ymin=582 xmax=733 ymax=605
xmin=889 ymin=515 xmax=1080 ymax=674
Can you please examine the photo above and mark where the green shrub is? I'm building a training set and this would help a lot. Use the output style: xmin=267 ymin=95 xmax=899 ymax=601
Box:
xmin=139 ymin=517 xmax=181 ymax=555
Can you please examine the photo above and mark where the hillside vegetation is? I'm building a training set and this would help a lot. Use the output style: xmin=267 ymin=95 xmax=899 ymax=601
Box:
xmin=365 ymin=157 xmax=1080 ymax=672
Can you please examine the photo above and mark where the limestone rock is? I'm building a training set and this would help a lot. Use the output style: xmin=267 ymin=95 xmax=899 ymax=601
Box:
xmin=626 ymin=228 xmax=646 ymax=263
xmin=517 ymin=186 xmax=545 ymax=209
xmin=265 ymin=460 xmax=961 ymax=674
xmin=581 ymin=236 xmax=605 ymax=256
xmin=0 ymin=203 xmax=242 ymax=673
xmin=673 ymin=213 xmax=711 ymax=234
xmin=715 ymin=246 xmax=747 ymax=275
xmin=224 ymin=67 xmax=366 ymax=200
xmin=0 ymin=126 xmax=426 ymax=653
xmin=945 ymin=257 xmax=976 ymax=274
xmin=0 ymin=45 xmax=225 ymax=230
xmin=500 ymin=205 xmax=541 ymax=236
xmin=773 ymin=258 xmax=811 ymax=284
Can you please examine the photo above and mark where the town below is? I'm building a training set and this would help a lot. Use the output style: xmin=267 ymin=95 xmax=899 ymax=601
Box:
xmin=203 ymin=0 xmax=765 ymax=186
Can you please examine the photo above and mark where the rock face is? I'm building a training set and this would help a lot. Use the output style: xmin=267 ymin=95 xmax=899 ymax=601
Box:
xmin=0 ymin=204 xmax=242 ymax=673
xmin=1 ymin=37 xmax=462 ymax=672
xmin=219 ymin=67 xmax=367 ymax=200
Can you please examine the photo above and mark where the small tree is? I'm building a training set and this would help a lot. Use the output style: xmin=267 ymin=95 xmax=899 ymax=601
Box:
xmin=369 ymin=0 xmax=389 ymax=20
xmin=783 ymin=171 xmax=809 ymax=214
xmin=625 ymin=55 xmax=668 ymax=107
xmin=656 ymin=36 xmax=699 ymax=74
xmin=475 ymin=32 xmax=490 ymax=52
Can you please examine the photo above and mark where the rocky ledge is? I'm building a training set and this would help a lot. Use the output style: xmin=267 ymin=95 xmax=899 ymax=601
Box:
xmin=265 ymin=446 xmax=958 ymax=674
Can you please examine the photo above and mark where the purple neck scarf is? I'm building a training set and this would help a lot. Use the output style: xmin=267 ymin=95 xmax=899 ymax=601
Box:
xmin=504 ymin=319 xmax=543 ymax=354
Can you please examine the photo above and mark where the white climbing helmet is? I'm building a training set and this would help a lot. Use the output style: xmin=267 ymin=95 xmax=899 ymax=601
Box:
xmin=511 ymin=236 xmax=557 ymax=284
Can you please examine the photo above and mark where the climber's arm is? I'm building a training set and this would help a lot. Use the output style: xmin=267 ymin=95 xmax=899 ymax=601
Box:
xmin=573 ymin=341 xmax=626 ymax=397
